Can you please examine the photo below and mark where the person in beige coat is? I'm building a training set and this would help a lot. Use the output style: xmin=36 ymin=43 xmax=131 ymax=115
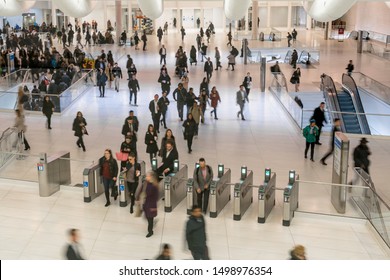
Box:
xmin=189 ymin=102 xmax=204 ymax=136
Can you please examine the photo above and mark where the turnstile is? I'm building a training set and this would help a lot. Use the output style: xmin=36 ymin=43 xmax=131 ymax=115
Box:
xmin=258 ymin=168 xmax=276 ymax=223
xmin=83 ymin=162 xmax=104 ymax=202
xmin=37 ymin=151 xmax=71 ymax=197
xmin=210 ymin=167 xmax=231 ymax=218
xmin=164 ymin=164 xmax=188 ymax=212
xmin=282 ymin=170 xmax=299 ymax=226
xmin=119 ymin=161 xmax=146 ymax=207
xmin=233 ymin=166 xmax=254 ymax=221
xmin=186 ymin=178 xmax=196 ymax=214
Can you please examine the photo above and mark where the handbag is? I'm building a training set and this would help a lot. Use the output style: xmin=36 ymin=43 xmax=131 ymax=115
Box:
xmin=183 ymin=131 xmax=187 ymax=140
xmin=111 ymin=184 xmax=118 ymax=198
xmin=116 ymin=152 xmax=129 ymax=161
xmin=290 ymin=76 xmax=297 ymax=84
xmin=81 ymin=126 xmax=88 ymax=135
xmin=135 ymin=189 xmax=146 ymax=217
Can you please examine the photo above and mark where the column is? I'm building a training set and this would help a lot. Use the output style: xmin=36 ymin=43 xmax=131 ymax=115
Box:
xmin=287 ymin=2 xmax=292 ymax=30
xmin=51 ymin=1 xmax=57 ymax=27
xmin=178 ymin=9 xmax=183 ymax=30
xmin=306 ymin=14 xmax=312 ymax=29
xmin=200 ymin=9 xmax=205 ymax=28
xmin=251 ymin=1 xmax=258 ymax=39
xmin=222 ymin=12 xmax=226 ymax=33
xmin=266 ymin=3 xmax=271 ymax=28
xmin=115 ymin=0 xmax=122 ymax=45
xmin=103 ymin=1 xmax=108 ymax=30
xmin=128 ymin=0 xmax=133 ymax=36
xmin=245 ymin=11 xmax=249 ymax=34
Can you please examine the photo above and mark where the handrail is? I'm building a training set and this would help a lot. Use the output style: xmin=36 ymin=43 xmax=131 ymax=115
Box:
xmin=342 ymin=86 xmax=365 ymax=133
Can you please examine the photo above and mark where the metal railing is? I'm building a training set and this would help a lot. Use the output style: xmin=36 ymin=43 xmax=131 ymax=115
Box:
xmin=0 ymin=127 xmax=22 ymax=169
xmin=351 ymin=168 xmax=390 ymax=248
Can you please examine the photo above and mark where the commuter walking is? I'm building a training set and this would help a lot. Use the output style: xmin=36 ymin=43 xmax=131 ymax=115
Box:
xmin=99 ymin=149 xmax=119 ymax=207
xmin=291 ymin=67 xmax=301 ymax=92
xmin=157 ymin=27 xmax=163 ymax=43
xmin=292 ymin=29 xmax=298 ymax=43
xmin=14 ymin=109 xmax=30 ymax=151
xmin=149 ymin=94 xmax=161 ymax=133
xmin=227 ymin=53 xmax=236 ymax=71
xmin=156 ymin=140 xmax=179 ymax=178
xmin=181 ymin=72 xmax=189 ymax=91
xmin=346 ymin=60 xmax=354 ymax=76
xmin=42 ymin=96 xmax=54 ymax=129
xmin=124 ymin=152 xmax=141 ymax=213
xmin=158 ymin=91 xmax=170 ymax=129
xmin=214 ymin=47 xmax=222 ymax=70
xmin=159 ymin=44 xmax=167 ymax=65
xmin=180 ymin=26 xmax=186 ymax=41
xmin=242 ymin=72 xmax=253 ymax=96
xmin=204 ymin=57 xmax=213 ymax=82
xmin=173 ymin=83 xmax=188 ymax=121
xmin=138 ymin=171 xmax=159 ymax=238
xmin=287 ymin=32 xmax=292 ymax=47
xmin=145 ymin=124 xmax=159 ymax=165
xmin=141 ymin=31 xmax=147 ymax=51
xmin=159 ymin=129 xmax=176 ymax=158
xmin=126 ymin=55 xmax=133 ymax=80
xmin=353 ymin=138 xmax=371 ymax=175
xmin=65 ymin=229 xmax=85 ymax=260
xmin=193 ymin=158 xmax=214 ymax=214
xmin=182 ymin=113 xmax=197 ymax=153
xmin=190 ymin=102 xmax=204 ymax=137
xmin=190 ymin=45 xmax=197 ymax=66
xmin=128 ymin=75 xmax=140 ymax=106
xmin=112 ymin=62 xmax=123 ymax=92
xmin=198 ymin=90 xmax=209 ymax=117
xmin=72 ymin=111 xmax=87 ymax=152
xmin=119 ymin=136 xmax=137 ymax=169
xmin=199 ymin=77 xmax=209 ymax=97
xmin=210 ymin=87 xmax=221 ymax=120
xmin=320 ymin=118 xmax=341 ymax=165
xmin=186 ymin=205 xmax=209 ymax=260
xmin=200 ymin=43 xmax=207 ymax=62
xmin=236 ymin=85 xmax=249 ymax=120
xmin=303 ymin=119 xmax=319 ymax=162
xmin=291 ymin=49 xmax=298 ymax=69
xmin=156 ymin=243 xmax=172 ymax=260
xmin=158 ymin=70 xmax=171 ymax=95
xmin=97 ymin=68 xmax=108 ymax=97
xmin=312 ymin=102 xmax=327 ymax=145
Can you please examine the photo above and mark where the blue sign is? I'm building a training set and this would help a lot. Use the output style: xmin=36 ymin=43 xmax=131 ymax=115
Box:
xmin=37 ymin=164 xmax=44 ymax=171
xmin=120 ymin=185 xmax=125 ymax=191
xmin=83 ymin=181 xmax=89 ymax=187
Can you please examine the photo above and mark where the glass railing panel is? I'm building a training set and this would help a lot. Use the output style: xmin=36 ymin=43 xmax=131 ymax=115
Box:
xmin=352 ymin=72 xmax=390 ymax=106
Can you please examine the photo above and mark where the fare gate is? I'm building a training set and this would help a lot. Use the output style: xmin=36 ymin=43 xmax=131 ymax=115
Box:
xmin=83 ymin=161 xmax=104 ymax=202
xmin=186 ymin=163 xmax=200 ymax=214
xmin=118 ymin=161 xmax=146 ymax=207
xmin=258 ymin=168 xmax=276 ymax=223
xmin=164 ymin=160 xmax=188 ymax=212
xmin=233 ymin=166 xmax=254 ymax=221
xmin=210 ymin=165 xmax=231 ymax=218
xmin=282 ymin=170 xmax=299 ymax=226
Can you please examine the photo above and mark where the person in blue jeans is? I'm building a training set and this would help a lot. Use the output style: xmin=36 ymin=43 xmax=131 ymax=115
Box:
xmin=99 ymin=149 xmax=118 ymax=207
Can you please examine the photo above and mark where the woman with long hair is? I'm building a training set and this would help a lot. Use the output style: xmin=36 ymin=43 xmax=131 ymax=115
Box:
xmin=139 ymin=170 xmax=159 ymax=238
xmin=182 ymin=113 xmax=197 ymax=153
xmin=42 ymin=96 xmax=55 ymax=129
xmin=144 ymin=124 xmax=159 ymax=165
xmin=159 ymin=129 xmax=176 ymax=157
xmin=98 ymin=149 xmax=119 ymax=207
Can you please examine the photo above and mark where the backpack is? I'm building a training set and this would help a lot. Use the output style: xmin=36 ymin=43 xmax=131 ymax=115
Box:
xmin=231 ymin=47 xmax=239 ymax=57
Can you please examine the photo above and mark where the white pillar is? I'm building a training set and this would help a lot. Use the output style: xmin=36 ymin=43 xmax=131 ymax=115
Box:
xmin=51 ymin=1 xmax=57 ymax=27
xmin=128 ymin=0 xmax=133 ymax=36
xmin=306 ymin=14 xmax=312 ymax=29
xmin=222 ymin=12 xmax=226 ymax=32
xmin=178 ymin=9 xmax=183 ymax=29
xmin=245 ymin=11 xmax=249 ymax=34
xmin=200 ymin=9 xmax=205 ymax=28
xmin=115 ymin=0 xmax=122 ymax=45
xmin=266 ymin=3 xmax=271 ymax=28
xmin=287 ymin=2 xmax=292 ymax=30
xmin=252 ymin=1 xmax=258 ymax=40
xmin=103 ymin=1 xmax=108 ymax=31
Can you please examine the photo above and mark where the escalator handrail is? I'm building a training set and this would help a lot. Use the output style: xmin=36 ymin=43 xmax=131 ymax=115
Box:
xmin=321 ymin=74 xmax=346 ymax=132
xmin=342 ymin=73 xmax=371 ymax=134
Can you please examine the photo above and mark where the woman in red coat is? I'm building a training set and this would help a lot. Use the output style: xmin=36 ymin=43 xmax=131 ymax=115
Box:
xmin=142 ymin=171 xmax=159 ymax=238
xmin=209 ymin=86 xmax=221 ymax=120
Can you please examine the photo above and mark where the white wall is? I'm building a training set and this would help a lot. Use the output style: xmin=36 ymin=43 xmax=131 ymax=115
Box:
xmin=1 ymin=8 xmax=43 ymax=29
xmin=212 ymin=7 xmax=224 ymax=28
xmin=270 ymin=6 xmax=288 ymax=27
xmin=182 ymin=9 xmax=195 ymax=28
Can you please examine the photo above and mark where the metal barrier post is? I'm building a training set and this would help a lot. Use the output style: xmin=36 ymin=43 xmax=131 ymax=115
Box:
xmin=258 ymin=168 xmax=276 ymax=223
xmin=119 ymin=173 xmax=127 ymax=207
xmin=83 ymin=161 xmax=104 ymax=202
xmin=164 ymin=164 xmax=188 ymax=212
xmin=233 ymin=166 xmax=254 ymax=221
xmin=186 ymin=178 xmax=195 ymax=214
xmin=210 ymin=167 xmax=231 ymax=218
xmin=282 ymin=170 xmax=299 ymax=226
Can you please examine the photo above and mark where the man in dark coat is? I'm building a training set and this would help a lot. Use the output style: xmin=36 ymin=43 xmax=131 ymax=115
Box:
xmin=186 ymin=206 xmax=208 ymax=260
xmin=204 ymin=57 xmax=213 ymax=82
xmin=156 ymin=140 xmax=178 ymax=178
xmin=149 ymin=94 xmax=161 ymax=133
xmin=157 ymin=27 xmax=163 ymax=43
xmin=320 ymin=118 xmax=341 ymax=165
xmin=158 ymin=70 xmax=171 ymax=95
xmin=353 ymin=138 xmax=371 ymax=174
xmin=312 ymin=102 xmax=327 ymax=145
xmin=65 ymin=228 xmax=85 ymax=260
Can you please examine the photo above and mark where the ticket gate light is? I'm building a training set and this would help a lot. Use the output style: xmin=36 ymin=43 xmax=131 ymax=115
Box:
xmin=195 ymin=162 xmax=200 ymax=169
xmin=233 ymin=169 xmax=254 ymax=221
xmin=258 ymin=168 xmax=276 ymax=223
xmin=283 ymin=171 xmax=299 ymax=226
xmin=186 ymin=178 xmax=196 ymax=214
xmin=173 ymin=159 xmax=179 ymax=173
xmin=152 ymin=158 xmax=158 ymax=171
xmin=164 ymin=164 xmax=188 ymax=212
xmin=217 ymin=164 xmax=224 ymax=178
xmin=210 ymin=167 xmax=231 ymax=218
xmin=241 ymin=166 xmax=247 ymax=180
xmin=119 ymin=161 xmax=146 ymax=207
xmin=288 ymin=170 xmax=296 ymax=185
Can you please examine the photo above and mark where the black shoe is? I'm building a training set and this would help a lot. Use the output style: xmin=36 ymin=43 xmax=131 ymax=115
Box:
xmin=83 ymin=148 xmax=86 ymax=152
xmin=310 ymin=158 xmax=315 ymax=162
xmin=242 ymin=118 xmax=245 ymax=121
xmin=188 ymin=149 xmax=192 ymax=154
xmin=130 ymin=207 xmax=133 ymax=214
xmin=114 ymin=195 xmax=118 ymax=201
xmin=304 ymin=155 xmax=307 ymax=159
xmin=320 ymin=159 xmax=327 ymax=165
xmin=214 ymin=118 xmax=218 ymax=120
xmin=24 ymin=147 xmax=30 ymax=151
xmin=146 ymin=232 xmax=153 ymax=238
xmin=77 ymin=143 xmax=81 ymax=148
xmin=316 ymin=142 xmax=322 ymax=145
xmin=48 ymin=127 xmax=52 ymax=130
xmin=164 ymin=126 xmax=167 ymax=129
xmin=105 ymin=202 xmax=110 ymax=207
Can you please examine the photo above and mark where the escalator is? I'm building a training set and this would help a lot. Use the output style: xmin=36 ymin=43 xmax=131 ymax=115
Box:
xmin=336 ymin=90 xmax=362 ymax=134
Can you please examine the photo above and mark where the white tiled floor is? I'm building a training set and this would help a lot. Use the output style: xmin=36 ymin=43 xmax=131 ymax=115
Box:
xmin=0 ymin=28 xmax=390 ymax=260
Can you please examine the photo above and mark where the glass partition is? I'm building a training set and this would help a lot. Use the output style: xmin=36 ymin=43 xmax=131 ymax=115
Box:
xmin=352 ymin=72 xmax=390 ymax=106
xmin=0 ymin=127 xmax=21 ymax=169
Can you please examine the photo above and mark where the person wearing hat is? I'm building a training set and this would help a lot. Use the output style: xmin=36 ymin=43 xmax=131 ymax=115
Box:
xmin=353 ymin=138 xmax=371 ymax=175
xmin=303 ymin=119 xmax=319 ymax=161
xmin=320 ymin=118 xmax=341 ymax=165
